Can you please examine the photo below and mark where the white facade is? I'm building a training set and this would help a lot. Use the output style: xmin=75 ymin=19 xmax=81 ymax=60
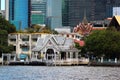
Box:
xmin=8 ymin=33 xmax=50 ymax=59
xmin=8 ymin=33 xmax=82 ymax=60
xmin=32 ymin=35 xmax=81 ymax=65
xmin=54 ymin=27 xmax=71 ymax=33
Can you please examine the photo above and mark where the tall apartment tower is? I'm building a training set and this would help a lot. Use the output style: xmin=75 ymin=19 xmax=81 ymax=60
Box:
xmin=46 ymin=0 xmax=62 ymax=29
xmin=31 ymin=0 xmax=47 ymax=25
xmin=5 ymin=0 xmax=31 ymax=30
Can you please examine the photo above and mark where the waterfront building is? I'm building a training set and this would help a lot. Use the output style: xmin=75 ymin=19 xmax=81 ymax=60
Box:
xmin=5 ymin=0 xmax=31 ymax=30
xmin=32 ymin=35 xmax=81 ymax=65
xmin=31 ymin=0 xmax=47 ymax=25
xmin=62 ymin=0 xmax=120 ymax=27
xmin=8 ymin=33 xmax=50 ymax=59
xmin=46 ymin=0 xmax=62 ymax=29
xmin=8 ymin=33 xmax=82 ymax=60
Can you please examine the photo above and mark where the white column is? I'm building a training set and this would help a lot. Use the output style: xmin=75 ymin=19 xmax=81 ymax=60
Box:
xmin=35 ymin=53 xmax=38 ymax=60
xmin=44 ymin=52 xmax=46 ymax=60
xmin=70 ymin=52 xmax=73 ymax=59
xmin=101 ymin=57 xmax=103 ymax=63
xmin=76 ymin=52 xmax=78 ymax=65
xmin=76 ymin=52 xmax=78 ymax=59
xmin=14 ymin=54 xmax=16 ymax=61
xmin=115 ymin=58 xmax=117 ymax=63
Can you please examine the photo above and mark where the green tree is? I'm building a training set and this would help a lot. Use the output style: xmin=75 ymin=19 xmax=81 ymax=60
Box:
xmin=0 ymin=17 xmax=16 ymax=56
xmin=26 ymin=24 xmax=58 ymax=34
xmin=85 ymin=27 xmax=120 ymax=59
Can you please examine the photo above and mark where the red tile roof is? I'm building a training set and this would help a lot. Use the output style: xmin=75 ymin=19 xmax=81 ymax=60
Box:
xmin=74 ymin=39 xmax=85 ymax=47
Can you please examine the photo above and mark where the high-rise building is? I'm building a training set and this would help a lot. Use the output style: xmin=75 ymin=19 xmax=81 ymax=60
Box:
xmin=46 ymin=0 xmax=62 ymax=29
xmin=31 ymin=0 xmax=47 ymax=25
xmin=5 ymin=0 xmax=31 ymax=30
xmin=62 ymin=0 xmax=120 ymax=27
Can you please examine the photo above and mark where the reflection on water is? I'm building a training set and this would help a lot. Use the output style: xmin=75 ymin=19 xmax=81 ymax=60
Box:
xmin=0 ymin=66 xmax=120 ymax=80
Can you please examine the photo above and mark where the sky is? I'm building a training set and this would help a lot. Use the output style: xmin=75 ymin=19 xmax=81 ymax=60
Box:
xmin=1 ymin=0 xmax=5 ymax=10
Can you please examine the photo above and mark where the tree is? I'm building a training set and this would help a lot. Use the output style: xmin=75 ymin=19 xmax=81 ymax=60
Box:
xmin=25 ymin=24 xmax=58 ymax=34
xmin=85 ymin=27 xmax=120 ymax=59
xmin=0 ymin=16 xmax=16 ymax=56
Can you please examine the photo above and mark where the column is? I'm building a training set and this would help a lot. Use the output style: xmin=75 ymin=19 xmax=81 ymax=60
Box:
xmin=35 ymin=53 xmax=38 ymax=60
xmin=70 ymin=52 xmax=73 ymax=59
xmin=14 ymin=54 xmax=16 ymax=61
xmin=115 ymin=58 xmax=117 ymax=63
xmin=101 ymin=57 xmax=103 ymax=63
xmin=76 ymin=52 xmax=78 ymax=59
xmin=44 ymin=52 xmax=47 ymax=60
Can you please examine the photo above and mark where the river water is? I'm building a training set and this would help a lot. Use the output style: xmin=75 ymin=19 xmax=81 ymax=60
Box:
xmin=0 ymin=66 xmax=120 ymax=80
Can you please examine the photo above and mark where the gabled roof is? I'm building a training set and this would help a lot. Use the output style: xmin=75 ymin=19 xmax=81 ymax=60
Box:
xmin=32 ymin=35 xmax=76 ymax=52
xmin=109 ymin=16 xmax=120 ymax=27
xmin=114 ymin=16 xmax=120 ymax=25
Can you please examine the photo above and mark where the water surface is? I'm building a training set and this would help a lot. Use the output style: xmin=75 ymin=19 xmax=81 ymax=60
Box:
xmin=0 ymin=66 xmax=120 ymax=80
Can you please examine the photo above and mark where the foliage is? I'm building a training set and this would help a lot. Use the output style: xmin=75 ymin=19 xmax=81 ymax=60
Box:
xmin=85 ymin=27 xmax=120 ymax=59
xmin=0 ymin=17 xmax=16 ymax=56
xmin=0 ymin=17 xmax=16 ymax=33
xmin=25 ymin=24 xmax=58 ymax=34
xmin=75 ymin=42 xmax=87 ymax=57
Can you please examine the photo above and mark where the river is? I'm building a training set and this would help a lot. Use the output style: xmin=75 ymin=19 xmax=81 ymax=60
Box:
xmin=0 ymin=66 xmax=120 ymax=80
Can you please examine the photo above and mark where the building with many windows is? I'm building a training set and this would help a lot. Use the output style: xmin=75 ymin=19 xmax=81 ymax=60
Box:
xmin=8 ymin=32 xmax=82 ymax=59
xmin=62 ymin=0 xmax=120 ymax=27
xmin=31 ymin=0 xmax=47 ymax=25
xmin=5 ymin=0 xmax=31 ymax=30
xmin=46 ymin=0 xmax=62 ymax=29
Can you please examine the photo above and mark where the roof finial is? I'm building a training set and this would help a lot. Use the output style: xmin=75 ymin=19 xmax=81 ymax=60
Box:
xmin=82 ymin=8 xmax=88 ymax=25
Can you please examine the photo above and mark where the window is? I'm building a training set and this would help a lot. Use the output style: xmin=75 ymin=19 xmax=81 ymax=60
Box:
xmin=22 ymin=46 xmax=29 ymax=51
xmin=22 ymin=38 xmax=29 ymax=41
xmin=10 ymin=39 xmax=16 ymax=42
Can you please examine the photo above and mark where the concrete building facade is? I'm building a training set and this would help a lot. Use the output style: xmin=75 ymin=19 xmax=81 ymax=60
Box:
xmin=8 ymin=33 xmax=82 ymax=59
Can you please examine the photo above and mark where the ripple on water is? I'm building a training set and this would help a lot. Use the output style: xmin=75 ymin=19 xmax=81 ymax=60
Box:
xmin=0 ymin=66 xmax=120 ymax=80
